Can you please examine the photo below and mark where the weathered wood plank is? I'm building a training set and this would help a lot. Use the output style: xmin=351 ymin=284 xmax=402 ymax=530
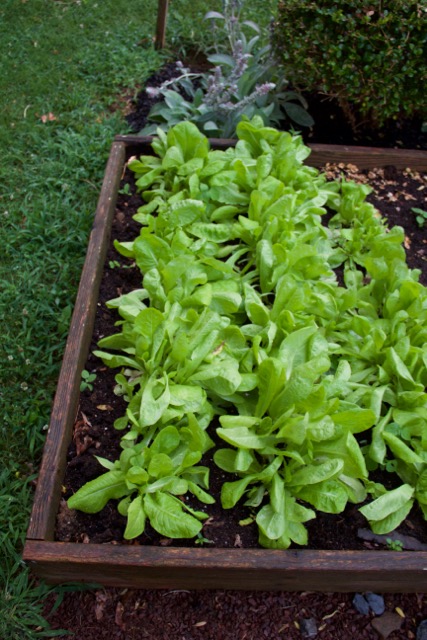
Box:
xmin=23 ymin=541 xmax=427 ymax=591
xmin=26 ymin=142 xmax=126 ymax=541
xmin=308 ymin=143 xmax=427 ymax=171
xmin=114 ymin=134 xmax=427 ymax=170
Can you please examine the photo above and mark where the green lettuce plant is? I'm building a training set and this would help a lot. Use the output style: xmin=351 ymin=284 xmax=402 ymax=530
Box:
xmin=68 ymin=118 xmax=427 ymax=547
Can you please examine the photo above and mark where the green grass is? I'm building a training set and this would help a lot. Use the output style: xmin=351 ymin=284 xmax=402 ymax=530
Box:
xmin=0 ymin=1 xmax=163 ymax=636
xmin=0 ymin=1 xmax=274 ymax=636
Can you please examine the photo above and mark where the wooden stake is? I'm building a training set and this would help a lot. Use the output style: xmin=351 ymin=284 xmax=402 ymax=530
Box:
xmin=155 ymin=0 xmax=169 ymax=50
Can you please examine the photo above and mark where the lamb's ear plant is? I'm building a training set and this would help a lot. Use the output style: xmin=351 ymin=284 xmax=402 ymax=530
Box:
xmin=68 ymin=118 xmax=427 ymax=548
xmin=140 ymin=0 xmax=313 ymax=138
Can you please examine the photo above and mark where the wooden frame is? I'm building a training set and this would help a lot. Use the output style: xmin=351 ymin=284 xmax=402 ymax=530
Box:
xmin=24 ymin=136 xmax=427 ymax=591
xmin=115 ymin=136 xmax=427 ymax=171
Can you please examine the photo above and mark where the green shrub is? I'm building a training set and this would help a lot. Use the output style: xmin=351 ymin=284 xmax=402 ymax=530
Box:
xmin=272 ymin=0 xmax=427 ymax=129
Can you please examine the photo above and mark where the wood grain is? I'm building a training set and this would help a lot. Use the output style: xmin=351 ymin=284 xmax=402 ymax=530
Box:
xmin=114 ymin=134 xmax=427 ymax=170
xmin=26 ymin=142 xmax=126 ymax=541
xmin=23 ymin=541 xmax=427 ymax=591
xmin=307 ymin=143 xmax=427 ymax=171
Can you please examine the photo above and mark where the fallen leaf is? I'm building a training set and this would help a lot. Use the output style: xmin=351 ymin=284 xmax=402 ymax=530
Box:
xmin=159 ymin=538 xmax=173 ymax=546
xmin=115 ymin=601 xmax=125 ymax=630
xmin=76 ymin=434 xmax=94 ymax=456
xmin=94 ymin=591 xmax=108 ymax=622
xmin=40 ymin=112 xmax=57 ymax=123
xmin=203 ymin=518 xmax=224 ymax=528
xmin=212 ymin=341 xmax=225 ymax=356
xmin=386 ymin=191 xmax=398 ymax=202
xmin=82 ymin=411 xmax=92 ymax=424
xmin=395 ymin=607 xmax=405 ymax=618
xmin=73 ymin=411 xmax=94 ymax=455
xmin=322 ymin=609 xmax=340 ymax=620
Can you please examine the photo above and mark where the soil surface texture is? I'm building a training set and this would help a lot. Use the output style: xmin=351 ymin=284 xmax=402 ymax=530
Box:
xmin=45 ymin=588 xmax=426 ymax=640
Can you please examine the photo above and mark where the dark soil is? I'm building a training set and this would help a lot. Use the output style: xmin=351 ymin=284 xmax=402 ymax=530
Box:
xmin=44 ymin=588 xmax=426 ymax=640
xmin=125 ymin=63 xmax=181 ymax=133
xmin=303 ymin=92 xmax=427 ymax=150
xmin=56 ymin=163 xmax=427 ymax=552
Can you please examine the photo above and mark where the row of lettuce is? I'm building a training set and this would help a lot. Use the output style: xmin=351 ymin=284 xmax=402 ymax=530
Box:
xmin=68 ymin=118 xmax=427 ymax=548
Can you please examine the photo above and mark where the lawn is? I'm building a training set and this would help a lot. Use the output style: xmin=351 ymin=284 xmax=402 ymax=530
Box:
xmin=0 ymin=1 xmax=273 ymax=637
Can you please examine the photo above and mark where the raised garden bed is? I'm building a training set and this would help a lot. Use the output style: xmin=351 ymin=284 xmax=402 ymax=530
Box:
xmin=24 ymin=134 xmax=427 ymax=591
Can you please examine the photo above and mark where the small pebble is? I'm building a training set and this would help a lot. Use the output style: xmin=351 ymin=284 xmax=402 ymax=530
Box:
xmin=417 ymin=620 xmax=427 ymax=640
xmin=299 ymin=617 xmax=318 ymax=638
xmin=366 ymin=592 xmax=385 ymax=616
xmin=371 ymin=612 xmax=402 ymax=639
xmin=353 ymin=593 xmax=370 ymax=615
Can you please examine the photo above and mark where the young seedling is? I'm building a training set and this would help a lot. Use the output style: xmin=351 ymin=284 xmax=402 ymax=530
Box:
xmin=195 ymin=532 xmax=214 ymax=546
xmin=118 ymin=183 xmax=131 ymax=196
xmin=80 ymin=369 xmax=97 ymax=392
xmin=108 ymin=259 xmax=134 ymax=270
xmin=385 ymin=538 xmax=404 ymax=551
xmin=411 ymin=207 xmax=427 ymax=228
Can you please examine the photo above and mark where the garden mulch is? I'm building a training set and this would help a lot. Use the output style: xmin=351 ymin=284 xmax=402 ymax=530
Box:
xmin=44 ymin=588 xmax=426 ymax=640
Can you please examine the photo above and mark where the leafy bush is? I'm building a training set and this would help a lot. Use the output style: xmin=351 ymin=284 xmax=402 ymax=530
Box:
xmin=140 ymin=0 xmax=313 ymax=137
xmin=272 ymin=0 xmax=427 ymax=129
